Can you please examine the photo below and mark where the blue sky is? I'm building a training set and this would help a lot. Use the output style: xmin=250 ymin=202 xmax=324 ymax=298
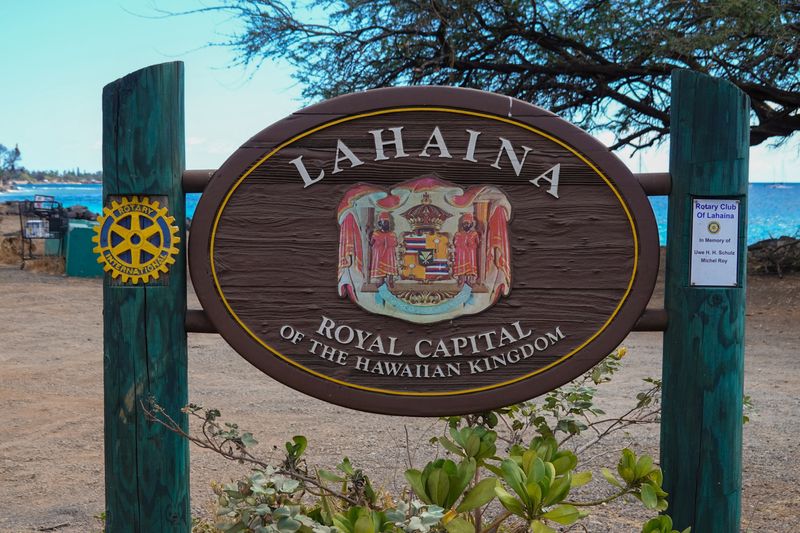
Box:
xmin=1 ymin=0 xmax=797 ymax=181
xmin=0 ymin=1 xmax=302 ymax=173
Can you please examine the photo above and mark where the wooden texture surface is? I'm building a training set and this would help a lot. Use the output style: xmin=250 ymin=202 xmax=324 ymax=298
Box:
xmin=661 ymin=70 xmax=749 ymax=531
xmin=103 ymin=62 xmax=189 ymax=532
xmin=189 ymin=88 xmax=660 ymax=415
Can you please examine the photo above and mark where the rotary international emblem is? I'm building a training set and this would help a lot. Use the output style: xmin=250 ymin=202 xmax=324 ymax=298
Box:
xmin=337 ymin=175 xmax=512 ymax=324
xmin=93 ymin=196 xmax=180 ymax=284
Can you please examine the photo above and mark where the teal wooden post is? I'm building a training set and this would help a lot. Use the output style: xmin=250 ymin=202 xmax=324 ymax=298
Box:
xmin=102 ymin=62 xmax=189 ymax=531
xmin=661 ymin=70 xmax=749 ymax=531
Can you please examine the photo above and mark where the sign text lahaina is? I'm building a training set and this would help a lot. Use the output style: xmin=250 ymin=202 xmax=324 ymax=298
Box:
xmin=189 ymin=87 xmax=660 ymax=415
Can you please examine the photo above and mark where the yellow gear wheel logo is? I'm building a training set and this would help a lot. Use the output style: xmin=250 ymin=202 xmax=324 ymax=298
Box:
xmin=92 ymin=196 xmax=180 ymax=284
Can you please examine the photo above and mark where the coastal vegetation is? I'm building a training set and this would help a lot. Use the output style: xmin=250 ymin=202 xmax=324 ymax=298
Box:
xmin=146 ymin=348 xmax=698 ymax=532
xmin=0 ymin=142 xmax=101 ymax=191
xmin=8 ymin=167 xmax=101 ymax=186
xmin=0 ymin=143 xmax=21 ymax=190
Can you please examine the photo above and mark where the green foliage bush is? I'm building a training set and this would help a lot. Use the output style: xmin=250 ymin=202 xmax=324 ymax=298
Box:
xmin=146 ymin=348 xmax=694 ymax=532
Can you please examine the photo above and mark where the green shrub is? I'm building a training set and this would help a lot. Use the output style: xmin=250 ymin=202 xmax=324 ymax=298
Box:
xmin=145 ymin=348 xmax=699 ymax=532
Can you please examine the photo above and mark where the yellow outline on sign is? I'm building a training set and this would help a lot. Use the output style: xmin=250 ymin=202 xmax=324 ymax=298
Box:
xmin=210 ymin=107 xmax=640 ymax=396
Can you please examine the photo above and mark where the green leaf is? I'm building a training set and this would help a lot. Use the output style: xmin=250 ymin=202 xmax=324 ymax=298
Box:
xmin=452 ymin=459 xmax=477 ymax=506
xmin=550 ymin=452 xmax=577 ymax=475
xmin=640 ymin=483 xmax=658 ymax=509
xmin=465 ymin=433 xmax=481 ymax=458
xmin=571 ymin=471 xmax=592 ymax=488
xmin=333 ymin=507 xmax=362 ymax=533
xmin=530 ymin=520 xmax=556 ymax=533
xmin=500 ymin=459 xmax=531 ymax=507
xmin=500 ymin=459 xmax=527 ymax=503
xmin=456 ymin=478 xmax=497 ymax=512
xmin=319 ymin=469 xmax=345 ymax=483
xmin=618 ymin=449 xmax=636 ymax=484
xmin=438 ymin=436 xmax=465 ymax=457
xmin=241 ymin=432 xmax=258 ymax=448
xmin=520 ymin=450 xmax=536 ymax=477
xmin=494 ymin=484 xmax=526 ymax=518
xmin=542 ymin=473 xmax=571 ymax=507
xmin=530 ymin=457 xmax=545 ymax=484
xmin=483 ymin=463 xmax=503 ymax=477
xmin=641 ymin=515 xmax=671 ymax=533
xmin=479 ymin=431 xmax=497 ymax=460
xmin=354 ymin=513 xmax=375 ymax=533
xmin=450 ymin=427 xmax=466 ymax=447
xmin=444 ymin=517 xmax=474 ymax=533
xmin=541 ymin=504 xmax=583 ymax=525
xmin=635 ymin=455 xmax=655 ymax=480
xmin=338 ymin=457 xmax=356 ymax=476
xmin=524 ymin=481 xmax=542 ymax=512
xmin=543 ymin=463 xmax=556 ymax=486
xmin=274 ymin=507 xmax=292 ymax=519
xmin=332 ymin=516 xmax=352 ymax=533
xmin=318 ymin=488 xmax=334 ymax=525
xmin=601 ymin=467 xmax=622 ymax=488
xmin=255 ymin=503 xmax=271 ymax=516
xmin=649 ymin=467 xmax=664 ymax=487
xmin=404 ymin=470 xmax=431 ymax=504
xmin=384 ymin=509 xmax=404 ymax=524
xmin=279 ymin=478 xmax=300 ymax=493
xmin=364 ymin=477 xmax=377 ymax=505
xmin=277 ymin=517 xmax=302 ymax=533
xmin=426 ymin=468 xmax=451 ymax=507
xmin=286 ymin=435 xmax=307 ymax=458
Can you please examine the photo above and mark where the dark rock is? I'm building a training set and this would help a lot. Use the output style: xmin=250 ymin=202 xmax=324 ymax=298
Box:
xmin=1 ymin=201 xmax=21 ymax=215
xmin=748 ymin=236 xmax=800 ymax=277
xmin=65 ymin=205 xmax=97 ymax=221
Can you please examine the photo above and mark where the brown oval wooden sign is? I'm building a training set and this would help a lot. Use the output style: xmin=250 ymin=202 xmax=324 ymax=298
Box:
xmin=189 ymin=87 xmax=659 ymax=416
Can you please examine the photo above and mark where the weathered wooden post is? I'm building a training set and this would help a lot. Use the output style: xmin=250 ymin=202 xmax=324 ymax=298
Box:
xmin=661 ymin=70 xmax=749 ymax=531
xmin=102 ymin=62 xmax=189 ymax=531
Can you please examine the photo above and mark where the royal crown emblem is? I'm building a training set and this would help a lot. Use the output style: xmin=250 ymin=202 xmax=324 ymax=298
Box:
xmin=337 ymin=175 xmax=512 ymax=323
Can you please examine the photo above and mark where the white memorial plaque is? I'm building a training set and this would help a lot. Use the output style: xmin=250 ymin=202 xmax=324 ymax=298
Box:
xmin=690 ymin=198 xmax=740 ymax=287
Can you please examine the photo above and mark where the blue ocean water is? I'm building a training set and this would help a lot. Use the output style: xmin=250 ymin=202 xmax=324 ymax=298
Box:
xmin=0 ymin=183 xmax=201 ymax=225
xmin=648 ymin=183 xmax=800 ymax=244
xmin=2 ymin=182 xmax=798 ymax=245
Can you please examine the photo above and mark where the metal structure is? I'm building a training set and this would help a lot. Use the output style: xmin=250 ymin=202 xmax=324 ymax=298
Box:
xmin=17 ymin=195 xmax=68 ymax=268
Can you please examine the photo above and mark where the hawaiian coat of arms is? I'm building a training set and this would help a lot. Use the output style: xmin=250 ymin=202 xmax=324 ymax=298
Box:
xmin=337 ymin=175 xmax=512 ymax=323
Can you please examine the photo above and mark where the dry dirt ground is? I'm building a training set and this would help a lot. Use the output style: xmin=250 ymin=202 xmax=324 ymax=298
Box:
xmin=0 ymin=219 xmax=798 ymax=532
